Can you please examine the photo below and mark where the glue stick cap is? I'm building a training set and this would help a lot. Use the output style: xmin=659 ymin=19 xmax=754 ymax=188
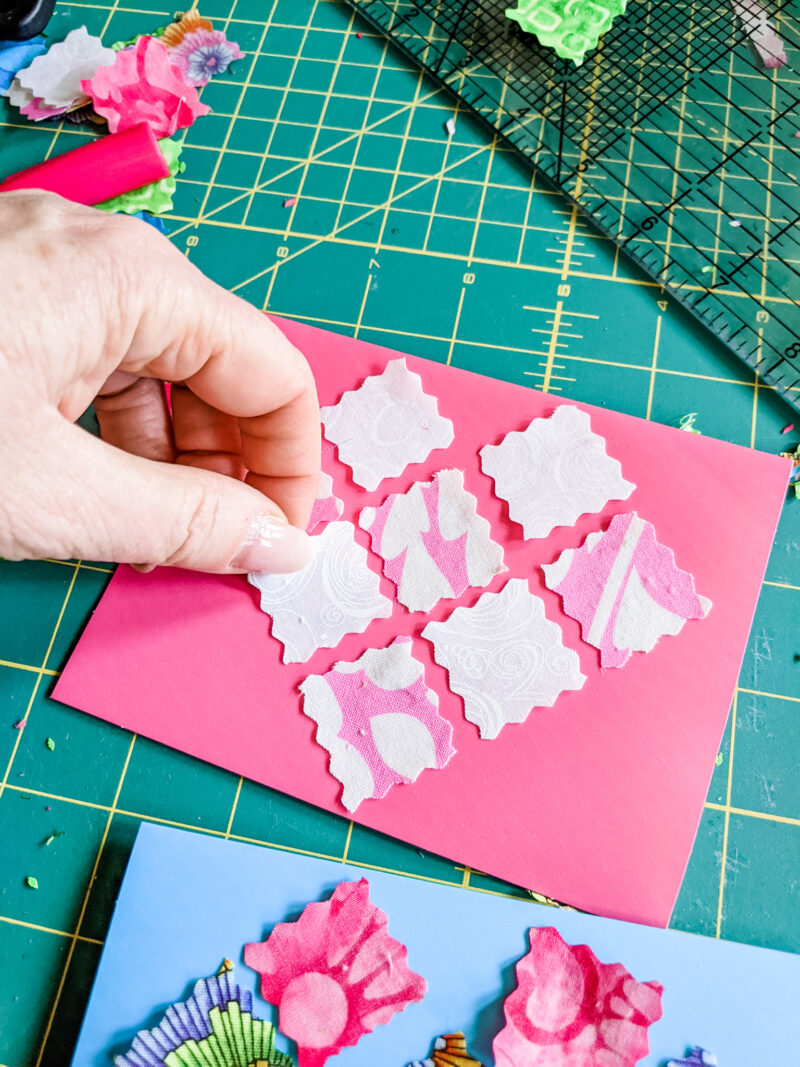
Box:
xmin=0 ymin=123 xmax=171 ymax=206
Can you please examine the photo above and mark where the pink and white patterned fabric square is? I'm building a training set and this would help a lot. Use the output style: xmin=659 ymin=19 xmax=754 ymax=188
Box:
xmin=542 ymin=511 xmax=712 ymax=669
xmin=422 ymin=579 xmax=585 ymax=739
xmin=320 ymin=358 xmax=454 ymax=490
xmin=300 ymin=637 xmax=455 ymax=812
xmin=480 ymin=405 xmax=635 ymax=539
xmin=307 ymin=471 xmax=344 ymax=533
xmin=493 ymin=927 xmax=663 ymax=1067
xmin=244 ymin=878 xmax=426 ymax=1067
xmin=358 ymin=469 xmax=505 ymax=612
xmin=249 ymin=521 xmax=392 ymax=664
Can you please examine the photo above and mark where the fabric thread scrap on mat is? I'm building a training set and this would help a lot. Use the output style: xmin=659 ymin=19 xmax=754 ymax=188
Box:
xmin=408 ymin=1032 xmax=483 ymax=1066
xmin=300 ymin=636 xmax=455 ymax=811
xmin=114 ymin=966 xmax=292 ymax=1066
xmin=307 ymin=471 xmax=344 ymax=533
xmin=249 ymin=521 xmax=392 ymax=663
xmin=422 ymin=578 xmax=585 ymax=739
xmin=493 ymin=927 xmax=663 ymax=1067
xmin=359 ymin=469 xmax=505 ymax=612
xmin=480 ymin=405 xmax=635 ymax=539
xmin=321 ymin=359 xmax=454 ymax=490
xmin=542 ymin=511 xmax=712 ymax=669
xmin=244 ymin=879 xmax=426 ymax=1067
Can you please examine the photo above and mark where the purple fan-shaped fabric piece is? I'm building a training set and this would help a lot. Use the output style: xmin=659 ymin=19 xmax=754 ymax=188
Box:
xmin=114 ymin=969 xmax=253 ymax=1065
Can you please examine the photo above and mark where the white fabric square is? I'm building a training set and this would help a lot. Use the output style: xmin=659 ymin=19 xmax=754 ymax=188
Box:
xmin=359 ymin=469 xmax=505 ymax=612
xmin=320 ymin=358 xmax=454 ymax=490
xmin=422 ymin=578 xmax=586 ymax=739
xmin=480 ymin=404 xmax=635 ymax=539
xmin=300 ymin=636 xmax=455 ymax=812
xmin=248 ymin=521 xmax=392 ymax=663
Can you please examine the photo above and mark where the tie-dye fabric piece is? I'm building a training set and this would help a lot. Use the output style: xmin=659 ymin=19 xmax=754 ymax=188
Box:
xmin=307 ymin=471 xmax=344 ymax=534
xmin=113 ymin=965 xmax=292 ymax=1066
xmin=422 ymin=579 xmax=585 ymax=739
xmin=359 ymin=469 xmax=505 ymax=612
xmin=542 ymin=511 xmax=712 ymax=669
xmin=249 ymin=521 xmax=392 ymax=664
xmin=667 ymin=1050 xmax=718 ymax=1067
xmin=480 ymin=405 xmax=635 ymax=539
xmin=300 ymin=636 xmax=455 ymax=811
xmin=321 ymin=359 xmax=454 ymax=490
xmin=493 ymin=927 xmax=663 ymax=1067
xmin=244 ymin=879 xmax=426 ymax=1067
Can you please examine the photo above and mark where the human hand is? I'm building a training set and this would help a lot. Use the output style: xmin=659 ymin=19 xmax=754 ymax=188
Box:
xmin=0 ymin=192 xmax=319 ymax=573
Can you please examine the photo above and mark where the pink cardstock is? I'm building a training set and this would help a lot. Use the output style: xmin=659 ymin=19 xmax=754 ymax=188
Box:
xmin=53 ymin=319 xmax=791 ymax=928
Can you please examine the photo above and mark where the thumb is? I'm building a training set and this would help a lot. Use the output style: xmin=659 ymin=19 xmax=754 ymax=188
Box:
xmin=12 ymin=412 xmax=313 ymax=573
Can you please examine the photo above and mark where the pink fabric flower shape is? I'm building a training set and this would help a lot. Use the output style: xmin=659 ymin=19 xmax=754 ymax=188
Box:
xmin=81 ymin=36 xmax=209 ymax=139
xmin=493 ymin=927 xmax=663 ymax=1067
xmin=244 ymin=879 xmax=426 ymax=1067
xmin=170 ymin=28 xmax=244 ymax=87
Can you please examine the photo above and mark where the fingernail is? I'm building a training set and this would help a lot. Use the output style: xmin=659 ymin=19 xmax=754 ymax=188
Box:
xmin=230 ymin=515 xmax=313 ymax=574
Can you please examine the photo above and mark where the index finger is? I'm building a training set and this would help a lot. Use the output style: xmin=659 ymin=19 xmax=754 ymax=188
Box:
xmin=114 ymin=224 xmax=321 ymax=528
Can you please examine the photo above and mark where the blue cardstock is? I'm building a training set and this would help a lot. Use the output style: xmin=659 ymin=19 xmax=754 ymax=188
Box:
xmin=72 ymin=823 xmax=800 ymax=1065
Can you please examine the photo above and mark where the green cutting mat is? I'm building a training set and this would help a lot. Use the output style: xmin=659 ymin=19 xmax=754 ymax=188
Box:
xmin=1 ymin=1 xmax=799 ymax=1063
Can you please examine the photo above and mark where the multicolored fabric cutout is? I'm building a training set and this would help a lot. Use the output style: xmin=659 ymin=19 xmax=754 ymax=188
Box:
xmin=359 ymin=469 xmax=505 ymax=612
xmin=161 ymin=10 xmax=214 ymax=49
xmin=480 ymin=405 xmax=635 ymax=539
xmin=423 ymin=579 xmax=585 ymax=740
xmin=493 ymin=927 xmax=663 ymax=1067
xmin=170 ymin=27 xmax=244 ymax=87
xmin=667 ymin=1050 xmax=718 ymax=1067
xmin=409 ymin=1032 xmax=484 ymax=1066
xmin=321 ymin=359 xmax=454 ymax=490
xmin=244 ymin=879 xmax=426 ymax=1067
xmin=0 ymin=36 xmax=46 ymax=94
xmin=82 ymin=35 xmax=209 ymax=138
xmin=300 ymin=636 xmax=455 ymax=811
xmin=114 ymin=964 xmax=293 ymax=1066
xmin=542 ymin=511 xmax=712 ymax=669
xmin=13 ymin=27 xmax=113 ymax=114
xmin=307 ymin=471 xmax=344 ymax=533
xmin=96 ymin=136 xmax=182 ymax=215
xmin=248 ymin=521 xmax=392 ymax=663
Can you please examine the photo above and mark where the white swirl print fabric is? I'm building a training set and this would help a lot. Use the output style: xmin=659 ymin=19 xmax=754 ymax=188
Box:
xmin=359 ymin=469 xmax=506 ymax=612
xmin=422 ymin=578 xmax=586 ymax=740
xmin=480 ymin=405 xmax=635 ymax=539
xmin=320 ymin=359 xmax=455 ymax=490
xmin=248 ymin=521 xmax=392 ymax=663
xmin=300 ymin=636 xmax=455 ymax=811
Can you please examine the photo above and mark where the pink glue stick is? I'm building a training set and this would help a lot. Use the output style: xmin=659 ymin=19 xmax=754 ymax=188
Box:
xmin=0 ymin=123 xmax=171 ymax=205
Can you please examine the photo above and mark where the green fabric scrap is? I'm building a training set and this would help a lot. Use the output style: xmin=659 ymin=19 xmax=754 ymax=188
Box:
xmin=506 ymin=0 xmax=627 ymax=64
xmin=112 ymin=25 xmax=167 ymax=50
xmin=45 ymin=737 xmax=55 ymax=750
xmin=25 ymin=876 xmax=39 ymax=889
xmin=163 ymin=1003 xmax=293 ymax=1067
xmin=95 ymin=137 xmax=183 ymax=217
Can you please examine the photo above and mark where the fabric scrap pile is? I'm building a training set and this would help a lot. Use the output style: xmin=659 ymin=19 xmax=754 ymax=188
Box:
xmin=0 ymin=12 xmax=243 ymax=228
